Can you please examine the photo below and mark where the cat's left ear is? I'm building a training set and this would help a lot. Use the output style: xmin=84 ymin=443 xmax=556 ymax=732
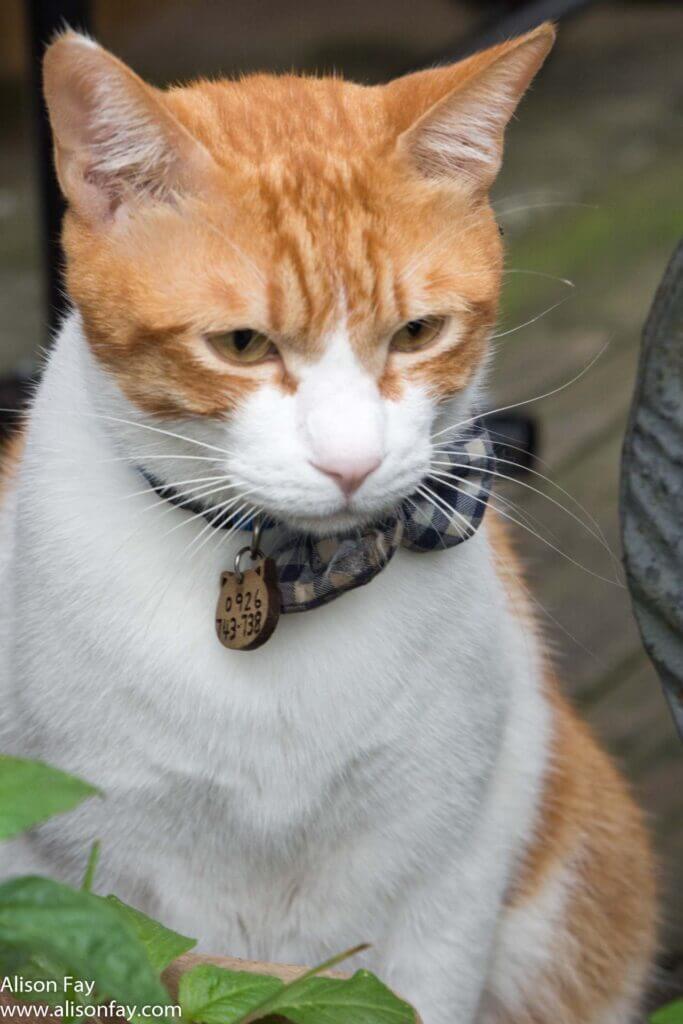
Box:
xmin=389 ymin=22 xmax=555 ymax=192
xmin=43 ymin=31 xmax=218 ymax=225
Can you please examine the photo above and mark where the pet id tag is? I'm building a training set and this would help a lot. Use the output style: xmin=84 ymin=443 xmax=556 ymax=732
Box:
xmin=215 ymin=526 xmax=281 ymax=650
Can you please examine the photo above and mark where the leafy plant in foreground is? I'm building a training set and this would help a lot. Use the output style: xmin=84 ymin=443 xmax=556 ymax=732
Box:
xmin=0 ymin=755 xmax=417 ymax=1023
xmin=650 ymin=1000 xmax=683 ymax=1024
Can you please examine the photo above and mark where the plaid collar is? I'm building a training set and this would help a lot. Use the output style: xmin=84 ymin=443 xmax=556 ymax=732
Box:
xmin=139 ymin=423 xmax=494 ymax=614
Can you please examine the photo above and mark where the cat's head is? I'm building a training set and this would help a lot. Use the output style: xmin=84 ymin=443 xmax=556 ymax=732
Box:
xmin=44 ymin=26 xmax=554 ymax=535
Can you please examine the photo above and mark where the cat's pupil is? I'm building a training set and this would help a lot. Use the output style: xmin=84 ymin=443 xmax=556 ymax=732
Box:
xmin=234 ymin=329 xmax=255 ymax=352
xmin=406 ymin=320 xmax=426 ymax=338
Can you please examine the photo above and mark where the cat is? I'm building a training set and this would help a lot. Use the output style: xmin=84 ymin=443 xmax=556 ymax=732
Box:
xmin=0 ymin=24 xmax=656 ymax=1024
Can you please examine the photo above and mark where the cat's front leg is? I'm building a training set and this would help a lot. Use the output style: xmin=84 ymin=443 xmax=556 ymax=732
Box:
xmin=375 ymin=855 xmax=507 ymax=1024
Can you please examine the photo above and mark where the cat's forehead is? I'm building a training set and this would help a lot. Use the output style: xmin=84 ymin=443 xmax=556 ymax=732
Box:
xmin=161 ymin=79 xmax=492 ymax=339
xmin=166 ymin=75 xmax=390 ymax=163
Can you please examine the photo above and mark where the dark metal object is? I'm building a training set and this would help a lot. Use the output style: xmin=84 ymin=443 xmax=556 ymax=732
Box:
xmin=621 ymin=241 xmax=683 ymax=740
xmin=483 ymin=413 xmax=537 ymax=476
xmin=25 ymin=0 xmax=91 ymax=337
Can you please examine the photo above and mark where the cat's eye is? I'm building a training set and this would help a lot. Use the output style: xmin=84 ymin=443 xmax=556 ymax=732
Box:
xmin=390 ymin=316 xmax=447 ymax=353
xmin=208 ymin=329 xmax=277 ymax=365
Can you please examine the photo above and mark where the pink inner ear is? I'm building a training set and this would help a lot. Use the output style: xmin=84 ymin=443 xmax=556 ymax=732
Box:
xmin=392 ymin=27 xmax=555 ymax=189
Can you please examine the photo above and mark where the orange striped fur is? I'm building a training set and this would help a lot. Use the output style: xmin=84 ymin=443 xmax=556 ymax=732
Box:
xmin=486 ymin=515 xmax=656 ymax=1022
xmin=44 ymin=27 xmax=536 ymax=417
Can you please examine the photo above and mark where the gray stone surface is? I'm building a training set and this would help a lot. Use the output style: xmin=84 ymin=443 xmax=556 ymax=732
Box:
xmin=621 ymin=241 xmax=683 ymax=738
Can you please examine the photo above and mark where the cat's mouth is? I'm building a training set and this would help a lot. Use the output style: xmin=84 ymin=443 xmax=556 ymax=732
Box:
xmin=259 ymin=482 xmax=418 ymax=538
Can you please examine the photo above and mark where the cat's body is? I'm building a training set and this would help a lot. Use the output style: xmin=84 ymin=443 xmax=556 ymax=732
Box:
xmin=0 ymin=25 xmax=656 ymax=1023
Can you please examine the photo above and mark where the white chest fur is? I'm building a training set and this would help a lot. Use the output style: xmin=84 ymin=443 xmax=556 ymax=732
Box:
xmin=0 ymin=320 xmax=551 ymax=974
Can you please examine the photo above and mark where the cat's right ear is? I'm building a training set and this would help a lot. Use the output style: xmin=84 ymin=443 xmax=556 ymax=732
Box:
xmin=43 ymin=31 xmax=217 ymax=225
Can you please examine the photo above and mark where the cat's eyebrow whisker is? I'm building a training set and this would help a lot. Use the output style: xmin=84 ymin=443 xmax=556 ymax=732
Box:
xmin=490 ymin=289 xmax=575 ymax=340
xmin=502 ymin=268 xmax=575 ymax=288
xmin=430 ymin=343 xmax=609 ymax=442
xmin=496 ymin=201 xmax=598 ymax=218
xmin=192 ymin=210 xmax=266 ymax=286
xmin=491 ymin=188 xmax=592 ymax=209
xmin=429 ymin=459 xmax=621 ymax=577
xmin=425 ymin=471 xmax=624 ymax=589
xmin=400 ymin=207 xmax=483 ymax=283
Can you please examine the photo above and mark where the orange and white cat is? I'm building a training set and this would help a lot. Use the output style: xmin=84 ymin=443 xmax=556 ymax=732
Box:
xmin=0 ymin=25 xmax=656 ymax=1023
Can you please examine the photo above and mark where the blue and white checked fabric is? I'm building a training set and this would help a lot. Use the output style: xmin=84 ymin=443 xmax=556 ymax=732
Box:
xmin=139 ymin=423 xmax=495 ymax=614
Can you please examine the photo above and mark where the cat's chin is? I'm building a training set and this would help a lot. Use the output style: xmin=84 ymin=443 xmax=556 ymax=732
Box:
xmin=277 ymin=506 xmax=393 ymax=539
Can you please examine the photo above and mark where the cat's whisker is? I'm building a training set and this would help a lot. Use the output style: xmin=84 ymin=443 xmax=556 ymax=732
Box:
xmin=24 ymin=444 xmax=226 ymax=468
xmin=179 ymin=492 xmax=259 ymax=565
xmin=424 ymin=473 xmax=624 ymax=589
xmin=120 ymin=474 xmax=229 ymax=502
xmin=428 ymin=467 xmax=576 ymax=555
xmin=188 ymin=499 xmax=260 ymax=562
xmin=419 ymin=478 xmax=539 ymax=540
xmin=154 ymin=488 xmax=254 ymax=546
xmin=0 ymin=402 xmax=236 ymax=459
xmin=416 ymin=484 xmax=477 ymax=542
xmin=49 ymin=406 xmax=236 ymax=457
xmin=137 ymin=479 xmax=243 ymax=518
xmin=429 ymin=459 xmax=621 ymax=576
xmin=117 ymin=454 xmax=224 ymax=463
xmin=139 ymin=493 xmax=259 ymax=626
xmin=430 ymin=343 xmax=609 ymax=442
xmin=202 ymin=497 xmax=262 ymax=565
xmin=431 ymin=444 xmax=615 ymax=559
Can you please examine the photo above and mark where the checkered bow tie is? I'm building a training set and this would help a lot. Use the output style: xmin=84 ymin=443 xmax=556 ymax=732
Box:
xmin=140 ymin=423 xmax=495 ymax=614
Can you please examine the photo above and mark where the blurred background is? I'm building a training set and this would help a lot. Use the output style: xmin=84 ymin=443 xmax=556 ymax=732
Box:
xmin=1 ymin=0 xmax=681 ymax=1002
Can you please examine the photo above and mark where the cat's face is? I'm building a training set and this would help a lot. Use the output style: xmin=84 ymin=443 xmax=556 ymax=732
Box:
xmin=45 ymin=27 xmax=553 ymax=533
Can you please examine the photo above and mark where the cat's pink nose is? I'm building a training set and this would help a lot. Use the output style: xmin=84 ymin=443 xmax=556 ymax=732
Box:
xmin=311 ymin=455 xmax=381 ymax=497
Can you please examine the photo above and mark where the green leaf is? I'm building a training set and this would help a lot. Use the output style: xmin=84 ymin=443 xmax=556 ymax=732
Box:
xmin=180 ymin=964 xmax=417 ymax=1024
xmin=257 ymin=970 xmax=416 ymax=1024
xmin=81 ymin=841 xmax=101 ymax=893
xmin=651 ymin=1000 xmax=683 ymax=1024
xmin=104 ymin=895 xmax=196 ymax=972
xmin=0 ymin=756 xmax=99 ymax=839
xmin=179 ymin=964 xmax=284 ymax=1024
xmin=0 ymin=953 xmax=87 ymax=1009
xmin=0 ymin=876 xmax=170 ymax=1008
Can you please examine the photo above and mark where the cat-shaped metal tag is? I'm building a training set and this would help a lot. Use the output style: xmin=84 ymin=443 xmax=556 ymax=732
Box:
xmin=215 ymin=556 xmax=281 ymax=651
